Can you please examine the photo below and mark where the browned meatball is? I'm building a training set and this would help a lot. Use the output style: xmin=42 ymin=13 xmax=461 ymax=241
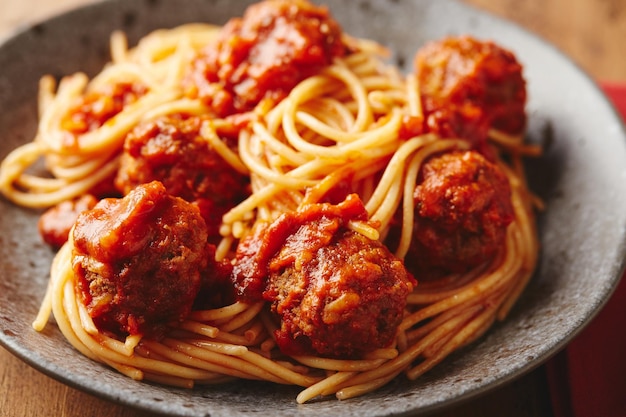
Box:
xmin=185 ymin=0 xmax=346 ymax=116
xmin=233 ymin=194 xmax=415 ymax=358
xmin=38 ymin=194 xmax=98 ymax=249
xmin=401 ymin=150 xmax=515 ymax=280
xmin=412 ymin=36 xmax=526 ymax=150
xmin=72 ymin=181 xmax=210 ymax=338
xmin=115 ymin=115 xmax=249 ymax=242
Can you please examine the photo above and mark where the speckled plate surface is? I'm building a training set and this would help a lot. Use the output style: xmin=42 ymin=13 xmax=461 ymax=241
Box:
xmin=1 ymin=0 xmax=626 ymax=416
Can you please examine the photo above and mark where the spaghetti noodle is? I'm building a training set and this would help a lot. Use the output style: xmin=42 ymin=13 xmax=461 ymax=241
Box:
xmin=1 ymin=0 xmax=541 ymax=404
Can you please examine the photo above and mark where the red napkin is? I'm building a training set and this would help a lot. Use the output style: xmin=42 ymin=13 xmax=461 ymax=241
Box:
xmin=603 ymin=83 xmax=626 ymax=119
xmin=547 ymin=83 xmax=626 ymax=417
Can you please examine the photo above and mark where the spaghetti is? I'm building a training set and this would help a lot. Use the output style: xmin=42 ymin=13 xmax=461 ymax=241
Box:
xmin=1 ymin=0 xmax=541 ymax=404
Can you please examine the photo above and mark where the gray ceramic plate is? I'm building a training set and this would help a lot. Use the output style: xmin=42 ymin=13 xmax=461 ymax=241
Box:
xmin=1 ymin=0 xmax=625 ymax=416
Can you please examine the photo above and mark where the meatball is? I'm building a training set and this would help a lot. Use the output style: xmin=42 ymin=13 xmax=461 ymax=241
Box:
xmin=401 ymin=150 xmax=515 ymax=280
xmin=115 ymin=115 xmax=249 ymax=241
xmin=185 ymin=0 xmax=346 ymax=116
xmin=413 ymin=36 xmax=526 ymax=148
xmin=38 ymin=194 xmax=98 ymax=249
xmin=72 ymin=181 xmax=210 ymax=337
xmin=233 ymin=194 xmax=415 ymax=358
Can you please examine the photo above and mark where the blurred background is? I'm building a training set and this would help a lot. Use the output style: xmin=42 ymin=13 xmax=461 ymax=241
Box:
xmin=465 ymin=0 xmax=626 ymax=83
xmin=1 ymin=0 xmax=625 ymax=82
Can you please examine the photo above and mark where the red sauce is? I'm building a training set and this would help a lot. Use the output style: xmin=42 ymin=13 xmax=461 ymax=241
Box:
xmin=185 ymin=0 xmax=346 ymax=116
xmin=38 ymin=194 xmax=98 ymax=249
xmin=232 ymin=193 xmax=369 ymax=301
xmin=60 ymin=82 xmax=147 ymax=140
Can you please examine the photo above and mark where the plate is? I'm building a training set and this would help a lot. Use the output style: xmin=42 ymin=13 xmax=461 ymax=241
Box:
xmin=1 ymin=0 xmax=626 ymax=416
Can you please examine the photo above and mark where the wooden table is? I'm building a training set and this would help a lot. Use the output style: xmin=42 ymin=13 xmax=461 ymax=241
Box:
xmin=1 ymin=1 xmax=624 ymax=416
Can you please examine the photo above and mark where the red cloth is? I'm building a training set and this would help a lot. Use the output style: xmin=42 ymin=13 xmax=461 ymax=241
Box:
xmin=602 ymin=83 xmax=626 ymax=118
xmin=547 ymin=83 xmax=626 ymax=417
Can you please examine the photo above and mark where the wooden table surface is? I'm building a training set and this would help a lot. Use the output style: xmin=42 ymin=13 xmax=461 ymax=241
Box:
xmin=1 ymin=1 xmax=624 ymax=416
